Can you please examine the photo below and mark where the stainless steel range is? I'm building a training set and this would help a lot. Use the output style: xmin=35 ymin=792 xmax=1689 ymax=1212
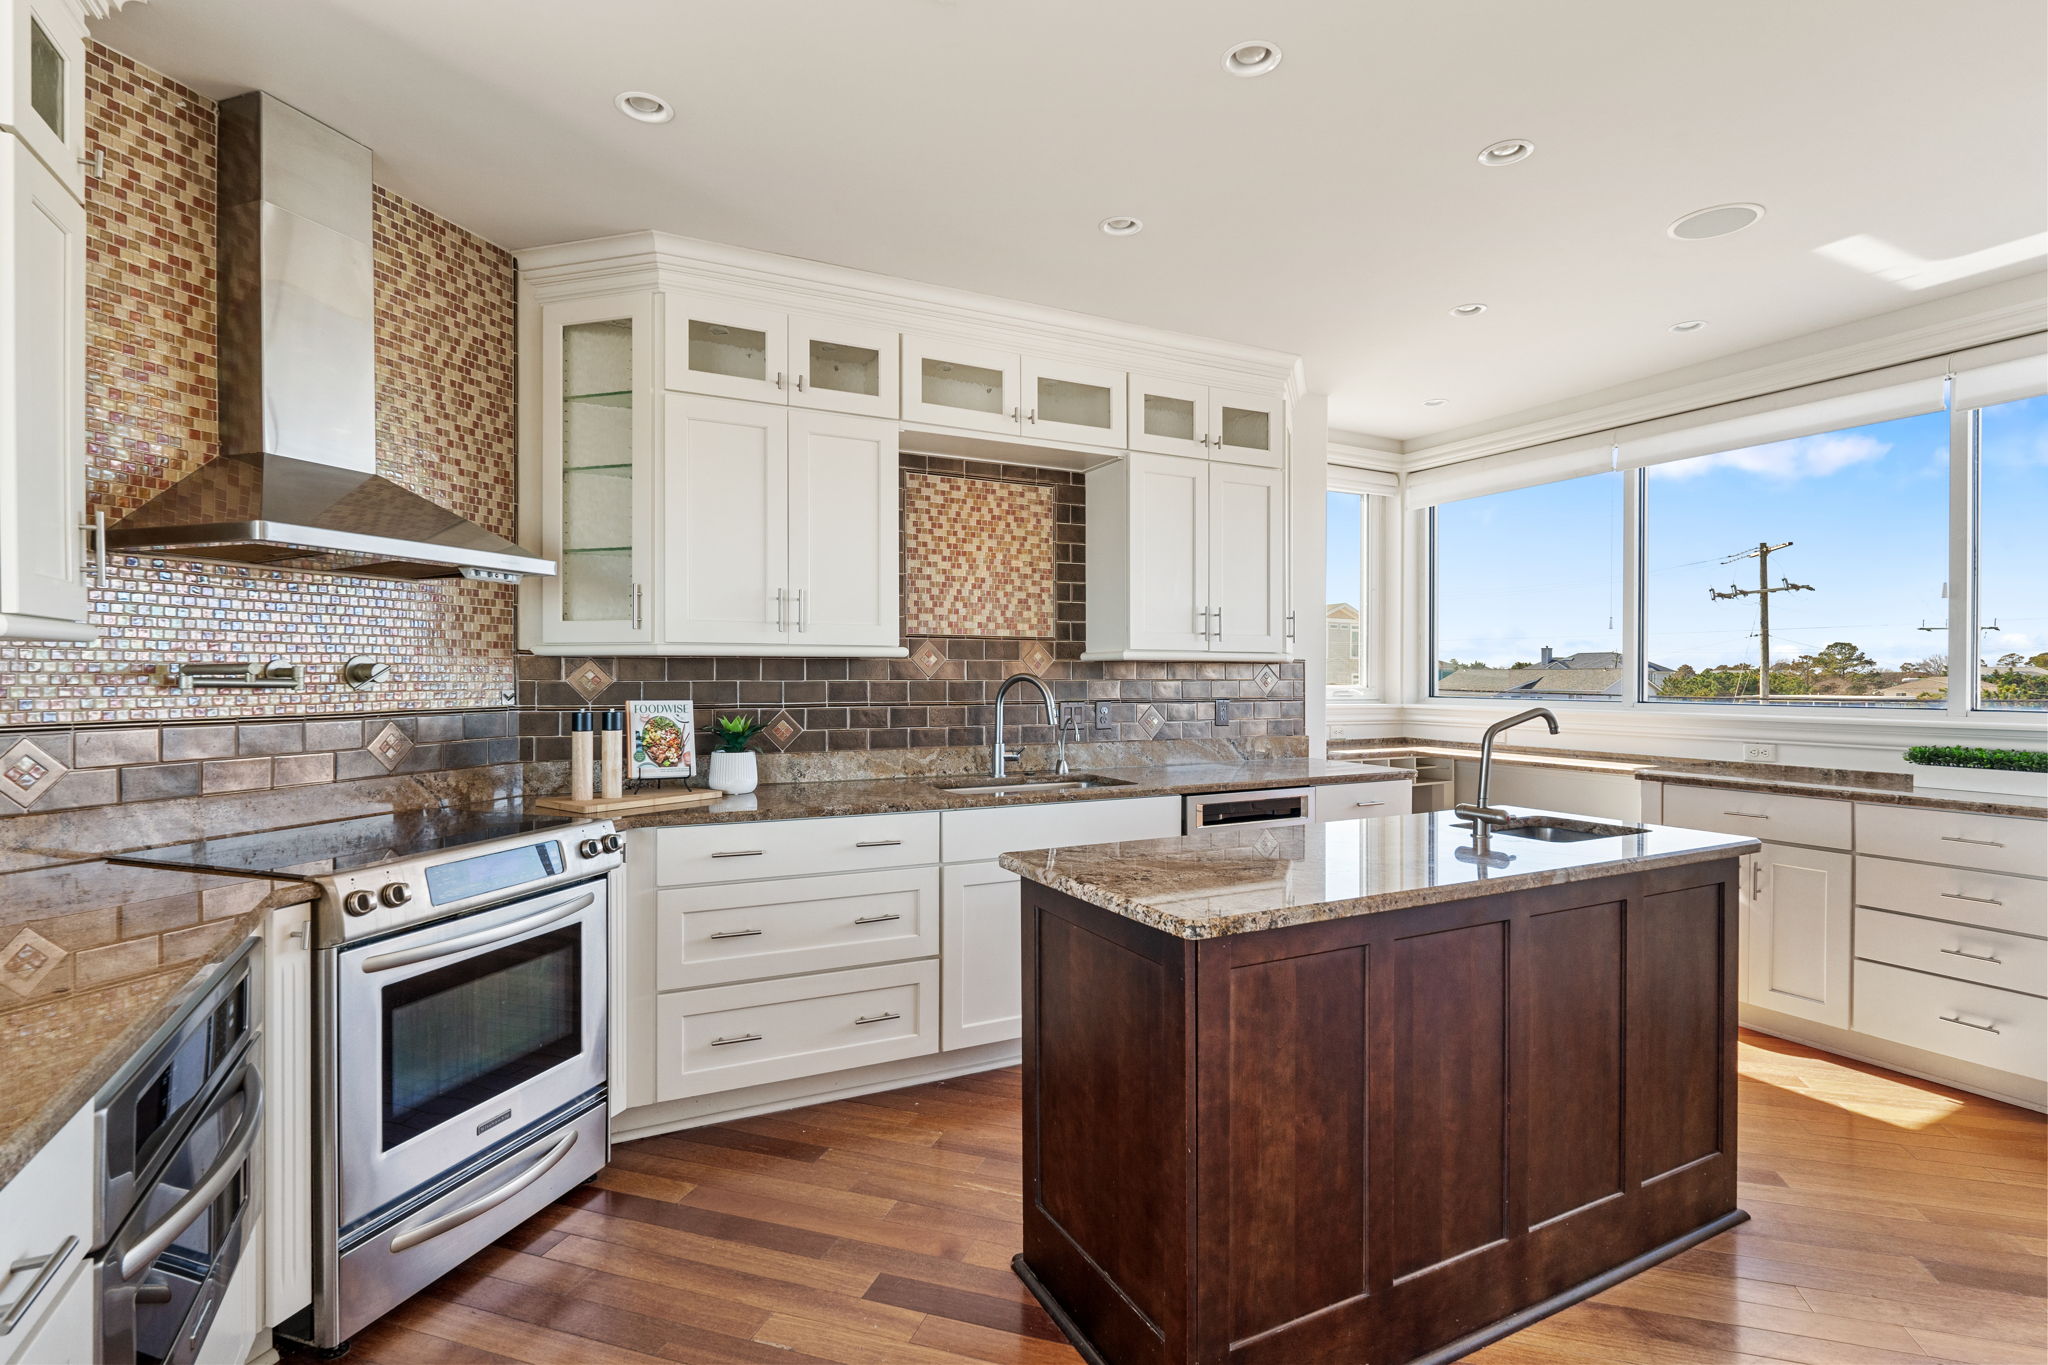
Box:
xmin=119 ymin=806 xmax=623 ymax=1352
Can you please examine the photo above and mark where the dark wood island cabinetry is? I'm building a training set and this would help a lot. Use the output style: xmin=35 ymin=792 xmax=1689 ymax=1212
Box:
xmin=1001 ymin=810 xmax=1759 ymax=1365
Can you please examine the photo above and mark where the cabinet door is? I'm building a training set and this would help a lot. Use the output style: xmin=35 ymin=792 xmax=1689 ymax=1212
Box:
xmin=1 ymin=1260 xmax=90 ymax=1365
xmin=789 ymin=314 xmax=899 ymax=419
xmin=1207 ymin=460 xmax=1286 ymax=655
xmin=1125 ymin=454 xmax=1210 ymax=652
xmin=901 ymin=335 xmax=1020 ymax=435
xmin=664 ymin=294 xmax=790 ymax=403
xmin=1022 ymin=356 xmax=1126 ymax=447
xmin=1748 ymin=842 xmax=1852 ymax=1027
xmin=1209 ymin=387 xmax=1284 ymax=468
xmin=264 ymin=902 xmax=313 ymax=1325
xmin=1128 ymin=373 xmax=1210 ymax=458
xmin=2 ymin=0 xmax=87 ymax=200
xmin=941 ymin=861 xmax=1023 ymax=1050
xmin=786 ymin=410 xmax=898 ymax=649
xmin=662 ymin=394 xmax=790 ymax=648
xmin=536 ymin=292 xmax=655 ymax=645
xmin=0 ymin=138 xmax=88 ymax=638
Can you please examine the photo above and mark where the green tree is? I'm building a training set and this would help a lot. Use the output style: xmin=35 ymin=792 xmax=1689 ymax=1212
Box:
xmin=1654 ymin=666 xmax=1813 ymax=699
xmin=1789 ymin=641 xmax=1881 ymax=693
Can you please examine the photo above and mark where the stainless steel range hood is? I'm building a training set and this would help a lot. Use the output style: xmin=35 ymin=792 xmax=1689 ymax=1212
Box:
xmin=107 ymin=93 xmax=553 ymax=582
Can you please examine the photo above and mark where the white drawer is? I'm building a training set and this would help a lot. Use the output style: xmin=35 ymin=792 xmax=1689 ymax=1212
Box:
xmin=1315 ymin=781 xmax=1412 ymax=822
xmin=0 ymin=1106 xmax=91 ymax=1354
xmin=1662 ymin=783 xmax=1851 ymax=850
xmin=654 ymin=959 xmax=938 ymax=1100
xmin=1854 ymin=855 xmax=2047 ymax=937
xmin=652 ymin=811 xmax=939 ymax=886
xmin=941 ymin=794 xmax=1181 ymax=864
xmin=1855 ymin=803 xmax=2046 ymax=879
xmin=1856 ymin=907 xmax=2048 ymax=997
xmin=1853 ymin=958 xmax=2046 ymax=1081
xmin=656 ymin=867 xmax=940 ymax=990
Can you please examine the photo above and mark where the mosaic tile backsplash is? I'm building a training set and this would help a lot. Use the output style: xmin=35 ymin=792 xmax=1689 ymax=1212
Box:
xmin=903 ymin=469 xmax=1055 ymax=638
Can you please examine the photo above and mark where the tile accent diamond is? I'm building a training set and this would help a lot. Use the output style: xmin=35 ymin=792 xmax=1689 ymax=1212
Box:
xmin=760 ymin=710 xmax=803 ymax=751
xmin=565 ymin=659 xmax=615 ymax=701
xmin=366 ymin=722 xmax=415 ymax=772
xmin=906 ymin=639 xmax=948 ymax=680
xmin=1138 ymin=705 xmax=1166 ymax=739
xmin=1255 ymin=664 xmax=1280 ymax=695
xmin=1018 ymin=640 xmax=1054 ymax=678
xmin=0 ymin=739 xmax=68 ymax=809
xmin=1 ymin=927 xmax=67 ymax=998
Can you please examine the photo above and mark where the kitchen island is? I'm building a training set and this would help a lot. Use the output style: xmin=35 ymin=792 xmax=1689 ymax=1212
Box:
xmin=1000 ymin=808 xmax=1759 ymax=1365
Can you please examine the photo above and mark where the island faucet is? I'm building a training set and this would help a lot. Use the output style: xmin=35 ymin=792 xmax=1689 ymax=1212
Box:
xmin=1454 ymin=706 xmax=1560 ymax=826
xmin=992 ymin=673 xmax=1065 ymax=778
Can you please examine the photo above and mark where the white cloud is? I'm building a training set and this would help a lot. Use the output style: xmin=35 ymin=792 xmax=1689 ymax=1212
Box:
xmin=1649 ymin=432 xmax=1891 ymax=482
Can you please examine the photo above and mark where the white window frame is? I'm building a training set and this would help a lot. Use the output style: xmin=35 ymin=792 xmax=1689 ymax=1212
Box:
xmin=1326 ymin=465 xmax=1396 ymax=718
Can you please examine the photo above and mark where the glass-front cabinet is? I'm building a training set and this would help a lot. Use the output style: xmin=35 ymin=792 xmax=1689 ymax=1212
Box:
xmin=665 ymin=296 xmax=900 ymax=419
xmin=3 ymin=0 xmax=89 ymax=200
xmin=536 ymin=292 xmax=655 ymax=645
xmin=1129 ymin=375 xmax=1285 ymax=468
xmin=1023 ymin=356 xmax=1126 ymax=446
xmin=901 ymin=335 xmax=1021 ymax=436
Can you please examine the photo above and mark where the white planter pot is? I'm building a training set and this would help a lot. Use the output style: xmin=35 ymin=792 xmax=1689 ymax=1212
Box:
xmin=708 ymin=750 xmax=758 ymax=795
xmin=1910 ymin=765 xmax=2048 ymax=800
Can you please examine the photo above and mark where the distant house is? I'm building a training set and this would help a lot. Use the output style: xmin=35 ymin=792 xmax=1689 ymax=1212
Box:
xmin=1869 ymin=675 xmax=1948 ymax=699
xmin=1327 ymin=603 xmax=1362 ymax=687
xmin=1437 ymin=645 xmax=1671 ymax=698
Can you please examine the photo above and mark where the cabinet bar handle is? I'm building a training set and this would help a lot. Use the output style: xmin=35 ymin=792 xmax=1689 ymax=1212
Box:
xmin=1351 ymin=800 xmax=1385 ymax=808
xmin=632 ymin=583 xmax=643 ymax=631
xmin=854 ymin=913 xmax=902 ymax=925
xmin=1941 ymin=834 xmax=2005 ymax=848
xmin=1722 ymin=810 xmax=1769 ymax=819
xmin=1752 ymin=862 xmax=1763 ymax=898
xmin=1212 ymin=607 xmax=1223 ymax=636
xmin=853 ymin=1012 xmax=901 ymax=1026
xmin=1939 ymin=1014 xmax=2000 ymax=1034
xmin=709 ymin=928 xmax=763 ymax=939
xmin=775 ymin=587 xmax=787 ymax=632
xmin=795 ymin=374 xmax=806 ymax=391
xmin=1940 ymin=891 xmax=2005 ymax=907
xmin=0 ymin=1236 xmax=78 ymax=1333
xmin=855 ymin=839 xmax=902 ymax=848
xmin=711 ymin=1033 xmax=762 ymax=1046
xmin=1197 ymin=606 xmax=1212 ymax=640
xmin=710 ymin=850 xmax=765 ymax=858
xmin=1940 ymin=946 xmax=2004 ymax=964
xmin=796 ymin=587 xmax=807 ymax=633
xmin=775 ymin=371 xmax=785 ymax=390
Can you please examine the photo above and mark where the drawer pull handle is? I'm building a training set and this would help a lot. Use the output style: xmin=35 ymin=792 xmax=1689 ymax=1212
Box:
xmin=1940 ymin=946 xmax=2004 ymax=965
xmin=709 ymin=928 xmax=764 ymax=940
xmin=1942 ymin=835 xmax=2005 ymax=848
xmin=853 ymin=1011 xmax=901 ymax=1026
xmin=854 ymin=913 xmax=902 ymax=925
xmin=710 ymin=1033 xmax=763 ymax=1046
xmin=0 ymin=1235 xmax=78 ymax=1333
xmin=711 ymin=850 xmax=765 ymax=859
xmin=1352 ymin=800 xmax=1386 ymax=808
xmin=1722 ymin=810 xmax=1769 ymax=819
xmin=1940 ymin=891 xmax=2005 ymax=907
xmin=855 ymin=839 xmax=903 ymax=848
xmin=1939 ymin=1014 xmax=2001 ymax=1035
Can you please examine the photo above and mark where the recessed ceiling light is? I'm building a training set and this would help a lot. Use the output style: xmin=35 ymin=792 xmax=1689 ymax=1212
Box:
xmin=1450 ymin=303 xmax=1488 ymax=317
xmin=615 ymin=91 xmax=674 ymax=124
xmin=1222 ymin=41 xmax=1282 ymax=77
xmin=1422 ymin=398 xmax=1449 ymax=407
xmin=1099 ymin=216 xmax=1143 ymax=236
xmin=1670 ymin=319 xmax=1707 ymax=333
xmin=1476 ymin=138 xmax=1534 ymax=167
xmin=1668 ymin=203 xmax=1765 ymax=240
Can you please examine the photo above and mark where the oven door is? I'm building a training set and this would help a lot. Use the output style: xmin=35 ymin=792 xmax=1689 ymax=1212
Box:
xmin=332 ymin=878 xmax=606 ymax=1230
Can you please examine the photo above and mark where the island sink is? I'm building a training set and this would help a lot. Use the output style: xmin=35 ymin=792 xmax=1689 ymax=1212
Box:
xmin=1459 ymin=815 xmax=1650 ymax=843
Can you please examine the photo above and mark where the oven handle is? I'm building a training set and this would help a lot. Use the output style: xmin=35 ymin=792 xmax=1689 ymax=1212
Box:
xmin=360 ymin=892 xmax=597 ymax=974
xmin=388 ymin=1127 xmax=579 ymax=1253
xmin=118 ymin=1063 xmax=264 ymax=1281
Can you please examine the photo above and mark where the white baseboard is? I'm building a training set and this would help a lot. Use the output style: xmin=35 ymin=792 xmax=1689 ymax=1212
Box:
xmin=1740 ymin=1004 xmax=2045 ymax=1113
xmin=610 ymin=1041 xmax=1022 ymax=1142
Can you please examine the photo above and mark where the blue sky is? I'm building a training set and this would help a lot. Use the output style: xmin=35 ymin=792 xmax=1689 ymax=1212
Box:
xmin=1334 ymin=395 xmax=2048 ymax=675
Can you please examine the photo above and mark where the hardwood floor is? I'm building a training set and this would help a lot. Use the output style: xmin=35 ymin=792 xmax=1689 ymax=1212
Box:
xmin=312 ymin=1031 xmax=2046 ymax=1365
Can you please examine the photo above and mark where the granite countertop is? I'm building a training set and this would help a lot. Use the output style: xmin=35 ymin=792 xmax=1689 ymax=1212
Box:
xmin=1634 ymin=765 xmax=2046 ymax=820
xmin=997 ymin=807 xmax=1758 ymax=940
xmin=1329 ymin=741 xmax=1660 ymax=777
xmin=0 ymin=860 xmax=316 ymax=1188
xmin=595 ymin=757 xmax=1410 ymax=830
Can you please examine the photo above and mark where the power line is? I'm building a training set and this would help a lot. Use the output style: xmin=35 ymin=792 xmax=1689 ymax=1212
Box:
xmin=1707 ymin=542 xmax=1812 ymax=700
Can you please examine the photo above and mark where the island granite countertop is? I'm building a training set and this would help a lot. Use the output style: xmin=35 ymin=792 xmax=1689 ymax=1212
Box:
xmin=998 ymin=806 xmax=1759 ymax=939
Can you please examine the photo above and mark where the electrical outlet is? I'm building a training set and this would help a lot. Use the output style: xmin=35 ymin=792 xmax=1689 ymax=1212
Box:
xmin=1214 ymin=699 xmax=1231 ymax=726
xmin=1094 ymin=701 xmax=1113 ymax=730
xmin=1742 ymin=742 xmax=1778 ymax=763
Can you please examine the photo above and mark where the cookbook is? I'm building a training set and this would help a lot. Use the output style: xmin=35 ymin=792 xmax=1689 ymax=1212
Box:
xmin=627 ymin=699 xmax=696 ymax=779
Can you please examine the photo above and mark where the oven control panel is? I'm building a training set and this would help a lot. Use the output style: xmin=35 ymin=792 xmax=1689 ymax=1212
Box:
xmin=318 ymin=820 xmax=621 ymax=943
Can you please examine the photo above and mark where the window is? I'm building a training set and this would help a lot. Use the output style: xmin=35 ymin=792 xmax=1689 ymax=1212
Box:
xmin=1432 ymin=473 xmax=1624 ymax=700
xmin=1326 ymin=490 xmax=1369 ymax=697
xmin=1641 ymin=410 xmax=1950 ymax=707
xmin=1976 ymin=394 xmax=2048 ymax=711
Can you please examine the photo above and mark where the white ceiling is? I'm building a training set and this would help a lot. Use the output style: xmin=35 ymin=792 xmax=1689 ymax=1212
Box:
xmin=95 ymin=0 xmax=2048 ymax=442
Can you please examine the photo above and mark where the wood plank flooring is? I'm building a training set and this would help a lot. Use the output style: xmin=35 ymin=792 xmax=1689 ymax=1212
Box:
xmin=305 ymin=1031 xmax=2046 ymax=1364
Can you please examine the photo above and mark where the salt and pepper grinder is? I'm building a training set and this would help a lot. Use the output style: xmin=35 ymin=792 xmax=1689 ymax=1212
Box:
xmin=570 ymin=710 xmax=595 ymax=802
xmin=600 ymin=708 xmax=625 ymax=800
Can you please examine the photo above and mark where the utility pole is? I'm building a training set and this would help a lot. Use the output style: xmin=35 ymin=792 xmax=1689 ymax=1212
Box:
xmin=1709 ymin=542 xmax=1812 ymax=701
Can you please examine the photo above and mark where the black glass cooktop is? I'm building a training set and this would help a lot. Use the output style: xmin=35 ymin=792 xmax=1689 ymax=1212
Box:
xmin=114 ymin=807 xmax=583 ymax=880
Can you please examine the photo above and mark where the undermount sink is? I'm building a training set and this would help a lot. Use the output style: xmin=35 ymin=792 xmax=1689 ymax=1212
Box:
xmin=927 ymin=774 xmax=1133 ymax=797
xmin=1457 ymin=817 xmax=1648 ymax=843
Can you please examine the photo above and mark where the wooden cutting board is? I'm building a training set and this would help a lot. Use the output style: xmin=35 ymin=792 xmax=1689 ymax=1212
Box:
xmin=531 ymin=787 xmax=727 ymax=815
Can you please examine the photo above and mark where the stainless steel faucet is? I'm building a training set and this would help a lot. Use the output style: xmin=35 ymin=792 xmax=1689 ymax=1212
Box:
xmin=1454 ymin=706 xmax=1560 ymax=826
xmin=991 ymin=673 xmax=1063 ymax=778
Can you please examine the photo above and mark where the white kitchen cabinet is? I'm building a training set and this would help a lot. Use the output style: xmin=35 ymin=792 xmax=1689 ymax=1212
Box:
xmin=1085 ymin=452 xmax=1289 ymax=661
xmin=789 ymin=314 xmax=899 ymax=420
xmin=1129 ymin=374 xmax=1284 ymax=468
xmin=1208 ymin=386 xmax=1284 ymax=468
xmin=786 ymin=408 xmax=899 ymax=649
xmin=263 ymin=901 xmax=314 ymax=1325
xmin=0 ymin=1261 xmax=89 ymax=1365
xmin=1747 ymin=841 xmax=1853 ymax=1028
xmin=656 ymin=867 xmax=940 ymax=990
xmin=0 ymin=1104 xmax=90 ymax=1364
xmin=904 ymin=338 xmax=1126 ymax=447
xmin=0 ymin=133 xmax=90 ymax=641
xmin=1021 ymin=356 xmax=1126 ymax=447
xmin=941 ymin=861 xmax=1023 ymax=1050
xmin=666 ymin=298 xmax=900 ymax=419
xmin=2 ymin=0 xmax=87 ymax=201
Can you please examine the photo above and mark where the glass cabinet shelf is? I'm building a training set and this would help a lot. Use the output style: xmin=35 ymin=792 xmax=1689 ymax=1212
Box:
xmin=566 ymin=390 xmax=633 ymax=406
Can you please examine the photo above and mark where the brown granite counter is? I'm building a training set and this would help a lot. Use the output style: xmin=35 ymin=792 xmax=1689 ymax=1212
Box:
xmin=1635 ymin=766 xmax=2046 ymax=820
xmin=595 ymin=757 xmax=1410 ymax=831
xmin=0 ymin=859 xmax=316 ymax=1187
xmin=997 ymin=806 xmax=1757 ymax=939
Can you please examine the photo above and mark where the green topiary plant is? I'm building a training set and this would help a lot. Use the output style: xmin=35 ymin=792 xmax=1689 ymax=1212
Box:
xmin=712 ymin=713 xmax=763 ymax=754
xmin=1903 ymin=744 xmax=2048 ymax=774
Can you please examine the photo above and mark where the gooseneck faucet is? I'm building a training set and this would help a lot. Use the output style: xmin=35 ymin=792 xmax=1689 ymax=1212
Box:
xmin=991 ymin=673 xmax=1065 ymax=778
xmin=1454 ymin=706 xmax=1560 ymax=827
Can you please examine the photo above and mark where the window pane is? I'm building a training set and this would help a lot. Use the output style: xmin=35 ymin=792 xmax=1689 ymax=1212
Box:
xmin=1642 ymin=411 xmax=1948 ymax=707
xmin=1326 ymin=491 xmax=1366 ymax=694
xmin=1434 ymin=474 xmax=1623 ymax=699
xmin=1977 ymin=395 xmax=2048 ymax=711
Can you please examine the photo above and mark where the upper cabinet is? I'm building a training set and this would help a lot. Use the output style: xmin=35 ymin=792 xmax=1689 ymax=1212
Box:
xmin=1130 ymin=374 xmax=1283 ymax=468
xmin=665 ymin=295 xmax=900 ymax=420
xmin=2 ymin=0 xmax=88 ymax=200
xmin=902 ymin=337 xmax=1128 ymax=448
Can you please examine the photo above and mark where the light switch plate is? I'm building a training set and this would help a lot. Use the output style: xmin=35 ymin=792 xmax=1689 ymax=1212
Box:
xmin=1742 ymin=742 xmax=1778 ymax=763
